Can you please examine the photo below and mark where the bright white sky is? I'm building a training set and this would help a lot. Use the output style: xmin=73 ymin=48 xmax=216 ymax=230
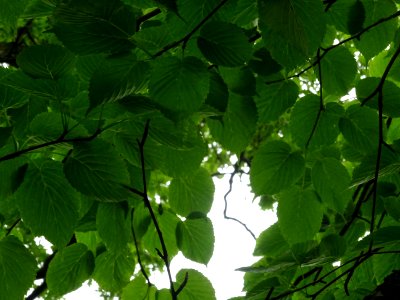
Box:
xmin=58 ymin=165 xmax=278 ymax=300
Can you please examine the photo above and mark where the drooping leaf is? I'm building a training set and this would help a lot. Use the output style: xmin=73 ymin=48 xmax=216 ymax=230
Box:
xmin=197 ymin=21 xmax=252 ymax=67
xmin=0 ymin=0 xmax=29 ymax=28
xmin=96 ymin=203 xmax=131 ymax=252
xmin=176 ymin=269 xmax=216 ymax=300
xmin=53 ymin=0 xmax=136 ymax=55
xmin=339 ymin=104 xmax=379 ymax=154
xmin=169 ymin=167 xmax=214 ymax=216
xmin=257 ymin=0 xmax=326 ymax=69
xmin=47 ymin=243 xmax=94 ymax=296
xmin=290 ymin=95 xmax=344 ymax=148
xmin=248 ymin=48 xmax=282 ymax=77
xmin=219 ymin=66 xmax=255 ymax=96
xmin=0 ymin=236 xmax=37 ymax=300
xmin=253 ymin=223 xmax=289 ymax=257
xmin=317 ymin=46 xmax=357 ymax=96
xmin=255 ymin=80 xmax=299 ymax=122
xmin=17 ymin=45 xmax=75 ymax=80
xmin=16 ymin=160 xmax=79 ymax=247
xmin=250 ymin=141 xmax=305 ymax=195
xmin=122 ymin=275 xmax=157 ymax=300
xmin=277 ymin=187 xmax=323 ymax=245
xmin=63 ymin=139 xmax=131 ymax=201
xmin=149 ymin=56 xmax=209 ymax=112
xmin=176 ymin=212 xmax=215 ymax=265
xmin=0 ymin=83 xmax=28 ymax=109
xmin=93 ymin=248 xmax=135 ymax=292
xmin=312 ymin=157 xmax=351 ymax=213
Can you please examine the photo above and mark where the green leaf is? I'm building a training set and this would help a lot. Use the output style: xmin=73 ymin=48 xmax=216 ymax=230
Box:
xmin=384 ymin=196 xmax=400 ymax=221
xmin=197 ymin=21 xmax=252 ymax=67
xmin=0 ymin=127 xmax=12 ymax=148
xmin=0 ymin=0 xmax=29 ymax=28
xmin=277 ymin=187 xmax=323 ymax=245
xmin=347 ymin=0 xmax=365 ymax=35
xmin=176 ymin=212 xmax=215 ymax=265
xmin=122 ymin=275 xmax=157 ymax=300
xmin=250 ymin=141 xmax=305 ymax=195
xmin=16 ymin=160 xmax=79 ymax=247
xmin=22 ymin=0 xmax=57 ymax=18
xmin=0 ymin=158 xmax=27 ymax=200
xmin=64 ymin=139 xmax=131 ymax=201
xmin=88 ymin=56 xmax=149 ymax=111
xmin=47 ymin=243 xmax=95 ymax=296
xmin=253 ymin=223 xmax=289 ymax=257
xmin=3 ymin=71 xmax=78 ymax=101
xmin=93 ymin=248 xmax=135 ymax=292
xmin=177 ymin=0 xmax=219 ymax=30
xmin=17 ymin=45 xmax=75 ymax=80
xmin=169 ymin=168 xmax=214 ymax=216
xmin=290 ymin=95 xmax=344 ymax=148
xmin=317 ymin=46 xmax=357 ymax=96
xmin=356 ymin=77 xmax=400 ymax=118
xmin=176 ymin=269 xmax=216 ymax=300
xmin=0 ymin=83 xmax=28 ymax=109
xmin=248 ymin=48 xmax=282 ymax=77
xmin=354 ymin=0 xmax=397 ymax=60
xmin=97 ymin=203 xmax=131 ymax=252
xmin=312 ymin=157 xmax=351 ymax=213
xmin=339 ymin=104 xmax=379 ymax=154
xmin=205 ymin=70 xmax=229 ymax=112
xmin=142 ymin=209 xmax=180 ymax=258
xmin=219 ymin=66 xmax=255 ymax=96
xmin=255 ymin=80 xmax=299 ymax=122
xmin=0 ymin=236 xmax=37 ymax=300
xmin=149 ymin=56 xmax=209 ymax=112
xmin=53 ymin=0 xmax=136 ymax=55
xmin=208 ymin=93 xmax=257 ymax=153
xmin=319 ymin=234 xmax=347 ymax=258
xmin=257 ymin=0 xmax=326 ymax=69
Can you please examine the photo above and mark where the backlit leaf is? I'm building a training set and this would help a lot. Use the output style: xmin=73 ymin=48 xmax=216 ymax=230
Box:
xmin=16 ymin=160 xmax=79 ymax=247
xmin=250 ymin=141 xmax=305 ymax=195
xmin=277 ymin=187 xmax=323 ymax=245
xmin=0 ymin=236 xmax=37 ymax=300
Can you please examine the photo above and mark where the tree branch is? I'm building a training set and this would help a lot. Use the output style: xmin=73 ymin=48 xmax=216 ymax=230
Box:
xmin=134 ymin=120 xmax=180 ymax=299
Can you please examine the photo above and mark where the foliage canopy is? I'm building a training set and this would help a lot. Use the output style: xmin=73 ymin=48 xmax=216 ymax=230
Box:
xmin=1 ymin=0 xmax=400 ymax=299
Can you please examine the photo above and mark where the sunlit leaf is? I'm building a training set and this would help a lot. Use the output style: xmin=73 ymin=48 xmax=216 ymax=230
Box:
xmin=176 ymin=212 xmax=215 ymax=264
xmin=250 ymin=141 xmax=305 ymax=195
xmin=0 ymin=236 xmax=37 ymax=300
xmin=277 ymin=187 xmax=323 ymax=245
xmin=47 ymin=243 xmax=94 ymax=296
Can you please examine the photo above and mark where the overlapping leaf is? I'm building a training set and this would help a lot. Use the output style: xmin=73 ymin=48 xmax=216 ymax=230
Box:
xmin=169 ymin=167 xmax=214 ymax=216
xmin=250 ymin=141 xmax=305 ymax=195
xmin=197 ymin=21 xmax=252 ymax=67
xmin=93 ymin=248 xmax=135 ymax=292
xmin=277 ymin=187 xmax=323 ymax=245
xmin=53 ymin=0 xmax=136 ymax=55
xmin=0 ymin=236 xmax=37 ymax=300
xmin=17 ymin=45 xmax=75 ymax=80
xmin=258 ymin=0 xmax=326 ymax=68
xmin=64 ymin=139 xmax=131 ymax=201
xmin=176 ymin=269 xmax=216 ymax=300
xmin=15 ymin=160 xmax=79 ymax=247
xmin=149 ymin=56 xmax=209 ymax=112
xmin=47 ymin=243 xmax=94 ymax=296
xmin=176 ymin=212 xmax=215 ymax=264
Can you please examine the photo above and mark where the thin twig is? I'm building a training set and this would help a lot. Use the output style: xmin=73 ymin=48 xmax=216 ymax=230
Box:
xmin=135 ymin=120 xmax=179 ymax=299
xmin=5 ymin=218 xmax=21 ymax=236
xmin=305 ymin=48 xmax=324 ymax=149
xmin=136 ymin=8 xmax=162 ymax=31
xmin=130 ymin=208 xmax=152 ymax=286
